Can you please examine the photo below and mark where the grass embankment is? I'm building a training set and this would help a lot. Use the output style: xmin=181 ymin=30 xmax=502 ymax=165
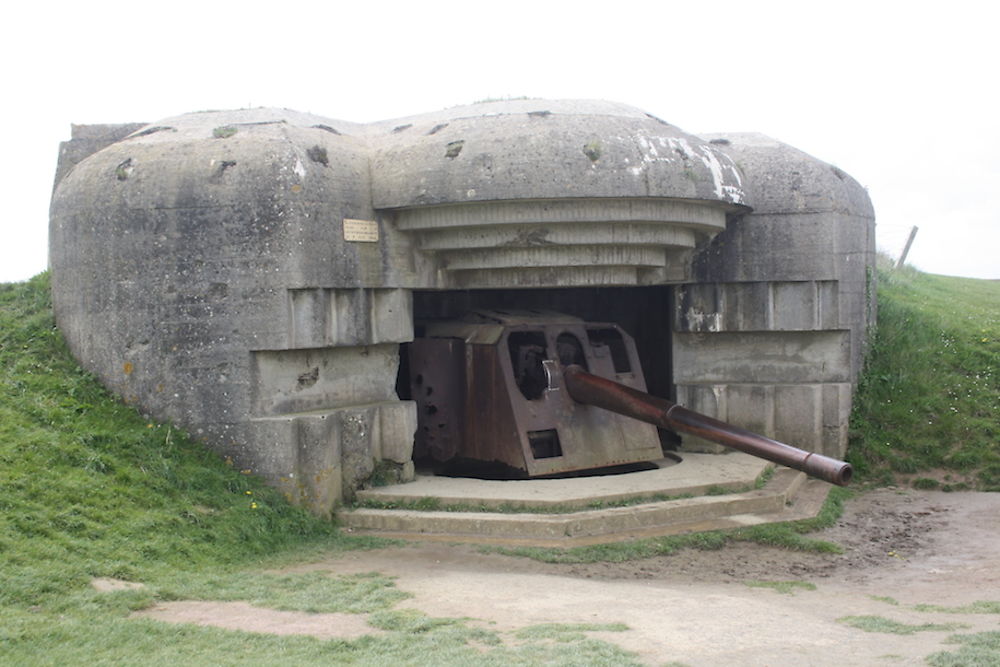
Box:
xmin=0 ymin=274 xmax=369 ymax=608
xmin=848 ymin=263 xmax=999 ymax=490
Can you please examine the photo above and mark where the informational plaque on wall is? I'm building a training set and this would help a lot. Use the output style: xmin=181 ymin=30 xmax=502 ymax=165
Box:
xmin=342 ymin=218 xmax=379 ymax=242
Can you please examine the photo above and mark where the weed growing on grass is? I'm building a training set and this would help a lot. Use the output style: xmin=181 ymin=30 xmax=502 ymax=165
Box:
xmin=837 ymin=615 xmax=968 ymax=635
xmin=926 ymin=631 xmax=1000 ymax=666
xmin=754 ymin=465 xmax=776 ymax=488
xmin=744 ymin=580 xmax=817 ymax=594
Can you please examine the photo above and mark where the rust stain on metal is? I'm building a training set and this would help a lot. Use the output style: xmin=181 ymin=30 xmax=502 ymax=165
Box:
xmin=562 ymin=364 xmax=853 ymax=486
xmin=410 ymin=310 xmax=662 ymax=477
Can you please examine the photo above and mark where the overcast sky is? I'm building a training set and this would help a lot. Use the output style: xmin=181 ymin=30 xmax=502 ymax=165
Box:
xmin=2 ymin=0 xmax=996 ymax=283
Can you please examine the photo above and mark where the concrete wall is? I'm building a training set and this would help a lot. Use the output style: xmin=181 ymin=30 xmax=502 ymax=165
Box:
xmin=50 ymin=101 xmax=875 ymax=511
xmin=673 ymin=134 xmax=877 ymax=458
xmin=50 ymin=110 xmax=418 ymax=515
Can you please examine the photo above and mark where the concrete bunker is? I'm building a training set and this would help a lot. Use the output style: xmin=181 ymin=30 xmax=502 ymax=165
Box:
xmin=49 ymin=100 xmax=875 ymax=517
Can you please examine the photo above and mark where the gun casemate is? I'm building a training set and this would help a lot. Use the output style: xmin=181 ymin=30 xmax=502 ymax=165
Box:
xmin=409 ymin=310 xmax=851 ymax=485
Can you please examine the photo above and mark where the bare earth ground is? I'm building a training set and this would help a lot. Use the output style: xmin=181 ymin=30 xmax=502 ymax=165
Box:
xmin=139 ymin=489 xmax=1000 ymax=665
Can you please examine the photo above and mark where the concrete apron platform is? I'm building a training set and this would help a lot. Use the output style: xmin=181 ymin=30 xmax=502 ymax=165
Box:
xmin=338 ymin=453 xmax=832 ymax=547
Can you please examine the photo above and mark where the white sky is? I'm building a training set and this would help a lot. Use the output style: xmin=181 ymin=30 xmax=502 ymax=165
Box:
xmin=2 ymin=0 xmax=996 ymax=282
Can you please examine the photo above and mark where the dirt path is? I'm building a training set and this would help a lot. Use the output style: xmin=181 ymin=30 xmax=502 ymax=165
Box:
xmin=144 ymin=489 xmax=1000 ymax=665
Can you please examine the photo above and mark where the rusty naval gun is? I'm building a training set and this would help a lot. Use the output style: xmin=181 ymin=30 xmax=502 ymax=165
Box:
xmin=407 ymin=310 xmax=852 ymax=486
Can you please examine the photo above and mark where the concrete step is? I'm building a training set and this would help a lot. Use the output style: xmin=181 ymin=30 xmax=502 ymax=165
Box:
xmin=355 ymin=452 xmax=768 ymax=509
xmin=338 ymin=456 xmax=832 ymax=547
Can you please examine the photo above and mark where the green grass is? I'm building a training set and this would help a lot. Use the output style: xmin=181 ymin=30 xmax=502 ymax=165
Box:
xmin=0 ymin=274 xmax=382 ymax=611
xmin=0 ymin=604 xmax=643 ymax=666
xmin=913 ymin=601 xmax=1000 ymax=615
xmin=849 ymin=262 xmax=999 ymax=489
xmin=927 ymin=631 xmax=1000 ymax=666
xmin=869 ymin=595 xmax=901 ymax=606
xmin=837 ymin=615 xmax=968 ymax=635
xmin=514 ymin=622 xmax=630 ymax=642
xmin=154 ymin=571 xmax=411 ymax=613
xmin=744 ymin=580 xmax=817 ymax=594
xmin=868 ymin=596 xmax=1000 ymax=615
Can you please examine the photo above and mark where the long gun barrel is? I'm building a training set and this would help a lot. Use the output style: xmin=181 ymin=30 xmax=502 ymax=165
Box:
xmin=561 ymin=364 xmax=853 ymax=486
